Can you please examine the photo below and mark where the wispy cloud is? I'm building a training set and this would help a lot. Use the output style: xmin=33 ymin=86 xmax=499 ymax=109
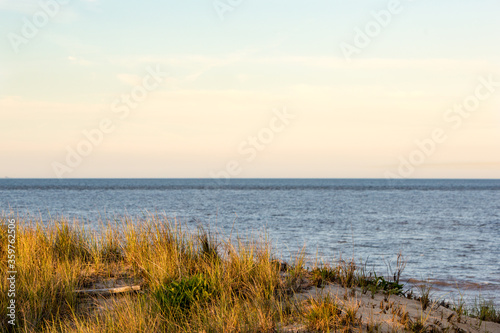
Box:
xmin=67 ymin=56 xmax=93 ymax=66
xmin=108 ymin=54 xmax=496 ymax=74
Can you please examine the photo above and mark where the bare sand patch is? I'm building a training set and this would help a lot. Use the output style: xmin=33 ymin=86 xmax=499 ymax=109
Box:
xmin=285 ymin=283 xmax=500 ymax=332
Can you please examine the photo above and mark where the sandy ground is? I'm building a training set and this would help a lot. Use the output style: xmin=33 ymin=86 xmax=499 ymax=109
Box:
xmin=76 ymin=268 xmax=499 ymax=332
xmin=285 ymin=283 xmax=500 ymax=333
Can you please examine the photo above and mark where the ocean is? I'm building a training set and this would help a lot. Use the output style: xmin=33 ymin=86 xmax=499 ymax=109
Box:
xmin=1 ymin=178 xmax=499 ymax=306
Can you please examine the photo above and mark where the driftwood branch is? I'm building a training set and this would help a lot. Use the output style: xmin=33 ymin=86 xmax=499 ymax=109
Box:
xmin=74 ymin=285 xmax=141 ymax=297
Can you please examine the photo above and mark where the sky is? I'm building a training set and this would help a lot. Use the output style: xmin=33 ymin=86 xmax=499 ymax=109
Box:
xmin=1 ymin=0 xmax=499 ymax=179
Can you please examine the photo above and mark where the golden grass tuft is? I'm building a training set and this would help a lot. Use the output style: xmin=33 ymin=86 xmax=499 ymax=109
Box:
xmin=0 ymin=215 xmax=303 ymax=332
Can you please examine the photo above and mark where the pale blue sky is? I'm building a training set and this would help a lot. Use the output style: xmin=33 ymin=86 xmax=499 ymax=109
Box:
xmin=1 ymin=0 xmax=499 ymax=178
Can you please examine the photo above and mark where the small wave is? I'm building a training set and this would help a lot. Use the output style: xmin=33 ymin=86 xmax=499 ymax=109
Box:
xmin=406 ymin=278 xmax=499 ymax=291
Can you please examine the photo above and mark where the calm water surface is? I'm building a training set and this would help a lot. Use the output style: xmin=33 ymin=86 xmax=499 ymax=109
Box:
xmin=1 ymin=178 xmax=499 ymax=306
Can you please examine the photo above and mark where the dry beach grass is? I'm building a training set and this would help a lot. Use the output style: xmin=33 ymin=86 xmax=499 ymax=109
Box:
xmin=0 ymin=215 xmax=498 ymax=332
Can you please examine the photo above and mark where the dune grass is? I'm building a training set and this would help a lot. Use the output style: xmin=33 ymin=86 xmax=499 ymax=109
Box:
xmin=1 ymin=215 xmax=305 ymax=332
xmin=1 ymin=215 xmax=498 ymax=332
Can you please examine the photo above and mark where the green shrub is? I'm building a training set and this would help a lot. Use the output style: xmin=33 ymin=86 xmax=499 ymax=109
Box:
xmin=154 ymin=274 xmax=215 ymax=313
xmin=369 ymin=273 xmax=404 ymax=295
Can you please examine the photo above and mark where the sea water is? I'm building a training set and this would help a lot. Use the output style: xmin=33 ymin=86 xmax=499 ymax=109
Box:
xmin=1 ymin=178 xmax=499 ymax=306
